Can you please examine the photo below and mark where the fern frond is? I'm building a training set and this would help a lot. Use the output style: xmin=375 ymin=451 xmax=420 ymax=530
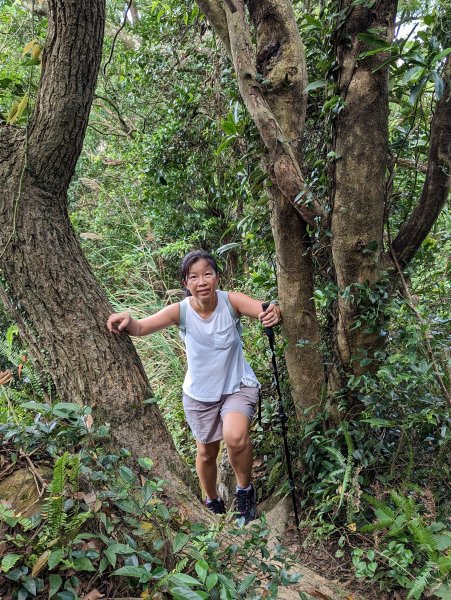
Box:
xmin=174 ymin=557 xmax=189 ymax=573
xmin=324 ymin=447 xmax=346 ymax=467
xmin=390 ymin=490 xmax=415 ymax=520
xmin=44 ymin=452 xmax=69 ymax=538
xmin=359 ymin=518 xmax=394 ymax=534
xmin=341 ymin=422 xmax=355 ymax=456
xmin=155 ymin=557 xmax=189 ymax=589
xmin=406 ymin=561 xmax=436 ymax=599
xmin=407 ymin=520 xmax=438 ymax=560
xmin=362 ymin=493 xmax=396 ymax=519
xmin=64 ymin=511 xmax=92 ymax=543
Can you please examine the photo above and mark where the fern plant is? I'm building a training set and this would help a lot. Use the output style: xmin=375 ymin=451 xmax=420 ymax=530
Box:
xmin=43 ymin=452 xmax=80 ymax=540
xmin=357 ymin=489 xmax=451 ymax=597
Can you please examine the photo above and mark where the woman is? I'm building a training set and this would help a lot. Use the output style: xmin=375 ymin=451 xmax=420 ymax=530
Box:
xmin=107 ymin=250 xmax=281 ymax=523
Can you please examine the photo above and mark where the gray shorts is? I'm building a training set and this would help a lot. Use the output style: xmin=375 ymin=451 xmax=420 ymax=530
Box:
xmin=182 ymin=384 xmax=260 ymax=444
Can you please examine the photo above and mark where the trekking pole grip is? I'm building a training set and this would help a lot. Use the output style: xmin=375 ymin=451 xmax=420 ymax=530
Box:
xmin=262 ymin=302 xmax=275 ymax=342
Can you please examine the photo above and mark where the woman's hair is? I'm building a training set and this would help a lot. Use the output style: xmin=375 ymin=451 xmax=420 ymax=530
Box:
xmin=181 ymin=250 xmax=219 ymax=296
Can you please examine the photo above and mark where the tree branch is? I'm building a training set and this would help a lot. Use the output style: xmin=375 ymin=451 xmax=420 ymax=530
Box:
xmin=222 ymin=0 xmax=322 ymax=225
xmin=391 ymin=56 xmax=451 ymax=265
xmin=196 ymin=0 xmax=231 ymax=56
xmin=27 ymin=0 xmax=105 ymax=195
xmin=390 ymin=155 xmax=428 ymax=174
xmin=248 ymin=0 xmax=307 ymax=154
xmin=94 ymin=94 xmax=135 ymax=136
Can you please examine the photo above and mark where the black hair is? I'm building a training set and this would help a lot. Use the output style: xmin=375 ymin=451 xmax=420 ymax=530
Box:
xmin=180 ymin=250 xmax=219 ymax=296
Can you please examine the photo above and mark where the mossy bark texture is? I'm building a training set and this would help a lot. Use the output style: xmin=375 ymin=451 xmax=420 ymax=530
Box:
xmin=0 ymin=0 xmax=198 ymax=513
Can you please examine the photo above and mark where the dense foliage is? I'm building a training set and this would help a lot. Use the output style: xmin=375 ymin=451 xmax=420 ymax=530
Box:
xmin=0 ymin=0 xmax=449 ymax=598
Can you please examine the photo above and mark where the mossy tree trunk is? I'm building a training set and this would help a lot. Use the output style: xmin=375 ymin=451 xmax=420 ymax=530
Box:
xmin=196 ymin=0 xmax=450 ymax=418
xmin=327 ymin=0 xmax=398 ymax=403
xmin=0 ymin=0 xmax=200 ymax=519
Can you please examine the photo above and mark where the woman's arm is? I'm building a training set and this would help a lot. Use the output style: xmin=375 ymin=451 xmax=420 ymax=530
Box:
xmin=228 ymin=292 xmax=281 ymax=327
xmin=107 ymin=303 xmax=180 ymax=336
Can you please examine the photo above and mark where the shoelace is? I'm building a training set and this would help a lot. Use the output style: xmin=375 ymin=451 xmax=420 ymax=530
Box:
xmin=235 ymin=490 xmax=252 ymax=514
xmin=206 ymin=498 xmax=224 ymax=514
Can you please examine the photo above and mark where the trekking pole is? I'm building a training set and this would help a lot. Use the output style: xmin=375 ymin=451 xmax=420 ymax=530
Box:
xmin=262 ymin=303 xmax=300 ymax=531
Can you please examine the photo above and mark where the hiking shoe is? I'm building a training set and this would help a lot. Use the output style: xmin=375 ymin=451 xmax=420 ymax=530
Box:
xmin=205 ymin=497 xmax=226 ymax=515
xmin=234 ymin=483 xmax=257 ymax=524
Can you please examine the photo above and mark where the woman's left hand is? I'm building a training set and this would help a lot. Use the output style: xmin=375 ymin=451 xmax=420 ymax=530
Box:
xmin=259 ymin=303 xmax=281 ymax=327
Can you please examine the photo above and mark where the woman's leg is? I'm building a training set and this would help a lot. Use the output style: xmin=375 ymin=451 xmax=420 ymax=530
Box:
xmin=195 ymin=439 xmax=221 ymax=499
xmin=222 ymin=412 xmax=253 ymax=488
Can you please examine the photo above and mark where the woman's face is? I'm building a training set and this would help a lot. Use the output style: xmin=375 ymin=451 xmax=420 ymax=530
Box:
xmin=184 ymin=259 xmax=219 ymax=300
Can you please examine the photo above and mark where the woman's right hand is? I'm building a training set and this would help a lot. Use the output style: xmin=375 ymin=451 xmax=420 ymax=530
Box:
xmin=107 ymin=312 xmax=131 ymax=334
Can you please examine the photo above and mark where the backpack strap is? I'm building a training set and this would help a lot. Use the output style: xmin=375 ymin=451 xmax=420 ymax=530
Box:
xmin=178 ymin=292 xmax=242 ymax=341
xmin=221 ymin=291 xmax=242 ymax=338
xmin=178 ymin=299 xmax=187 ymax=341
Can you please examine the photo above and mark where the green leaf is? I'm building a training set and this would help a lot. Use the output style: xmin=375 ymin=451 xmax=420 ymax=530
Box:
xmin=48 ymin=549 xmax=65 ymax=570
xmin=20 ymin=401 xmax=51 ymax=412
xmin=238 ymin=574 xmax=256 ymax=593
xmin=52 ymin=403 xmax=82 ymax=418
xmin=206 ymin=572 xmax=218 ymax=591
xmin=104 ymin=547 xmax=117 ymax=568
xmin=114 ymin=499 xmax=140 ymax=514
xmin=357 ymin=32 xmax=390 ymax=48
xmin=361 ymin=418 xmax=396 ymax=428
xmin=0 ymin=77 xmax=13 ymax=89
xmin=1 ymin=553 xmax=21 ymax=572
xmin=438 ymin=555 xmax=451 ymax=576
xmin=402 ymin=66 xmax=422 ymax=84
xmin=137 ymin=457 xmax=153 ymax=471
xmin=195 ymin=559 xmax=208 ymax=583
xmin=106 ymin=543 xmax=136 ymax=555
xmin=22 ymin=576 xmax=37 ymax=596
xmin=173 ymin=532 xmax=189 ymax=553
xmin=218 ymin=574 xmax=237 ymax=591
xmin=113 ymin=565 xmax=149 ymax=578
xmin=143 ymin=397 xmax=158 ymax=404
xmin=304 ymin=80 xmax=327 ymax=92
xmin=433 ymin=532 xmax=451 ymax=551
xmin=48 ymin=575 xmax=63 ymax=598
xmin=409 ymin=77 xmax=427 ymax=105
xmin=18 ymin=588 xmax=29 ymax=600
xmin=4 ymin=568 xmax=23 ymax=581
xmin=170 ymin=588 xmax=208 ymax=600
xmin=433 ymin=583 xmax=451 ymax=600
xmin=56 ymin=592 xmax=75 ymax=600
xmin=72 ymin=557 xmax=95 ymax=572
xmin=430 ymin=47 xmax=451 ymax=66
xmin=168 ymin=573 xmax=202 ymax=587
xmin=431 ymin=71 xmax=445 ymax=100
xmin=155 ymin=503 xmax=170 ymax=520
xmin=118 ymin=465 xmax=135 ymax=484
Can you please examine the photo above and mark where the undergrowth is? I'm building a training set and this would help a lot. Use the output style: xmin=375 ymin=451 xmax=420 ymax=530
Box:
xmin=0 ymin=392 xmax=300 ymax=600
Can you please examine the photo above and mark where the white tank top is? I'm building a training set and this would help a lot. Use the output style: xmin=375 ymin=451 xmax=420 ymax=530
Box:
xmin=182 ymin=290 xmax=259 ymax=401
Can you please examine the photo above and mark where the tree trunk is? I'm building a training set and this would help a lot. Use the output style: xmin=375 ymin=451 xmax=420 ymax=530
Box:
xmin=329 ymin=0 xmax=397 ymax=398
xmin=391 ymin=55 xmax=451 ymax=266
xmin=248 ymin=0 xmax=324 ymax=416
xmin=198 ymin=0 xmax=324 ymax=416
xmin=0 ymin=0 xmax=200 ymax=519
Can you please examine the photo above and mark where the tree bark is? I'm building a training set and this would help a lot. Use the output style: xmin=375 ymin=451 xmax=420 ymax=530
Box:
xmin=198 ymin=0 xmax=323 ymax=226
xmin=0 ymin=0 xmax=200 ymax=518
xmin=330 ymin=0 xmax=398 ymax=392
xmin=248 ymin=0 xmax=324 ymax=416
xmin=391 ymin=56 xmax=451 ymax=265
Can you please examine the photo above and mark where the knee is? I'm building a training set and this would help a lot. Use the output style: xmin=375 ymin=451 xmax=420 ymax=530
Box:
xmin=197 ymin=446 xmax=218 ymax=464
xmin=224 ymin=432 xmax=249 ymax=453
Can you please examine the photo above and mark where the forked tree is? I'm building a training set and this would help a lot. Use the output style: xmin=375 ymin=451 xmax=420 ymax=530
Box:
xmin=197 ymin=0 xmax=450 ymax=416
